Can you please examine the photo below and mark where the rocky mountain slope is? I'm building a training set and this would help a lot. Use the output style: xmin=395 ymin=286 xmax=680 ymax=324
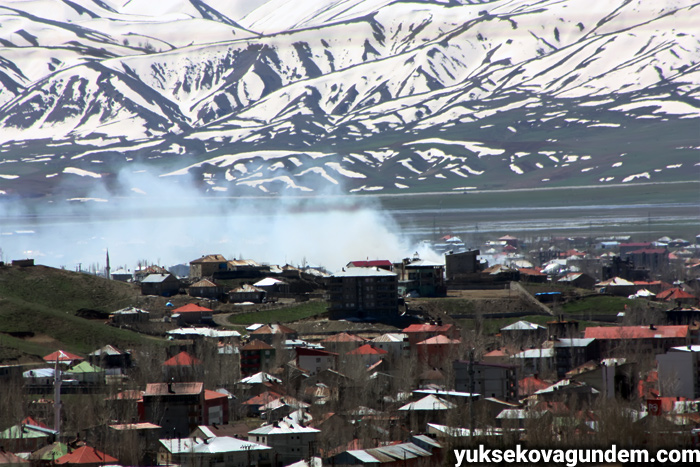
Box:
xmin=0 ymin=0 xmax=698 ymax=198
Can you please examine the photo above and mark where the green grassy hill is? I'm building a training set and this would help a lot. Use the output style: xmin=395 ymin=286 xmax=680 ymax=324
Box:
xmin=0 ymin=264 xmax=160 ymax=361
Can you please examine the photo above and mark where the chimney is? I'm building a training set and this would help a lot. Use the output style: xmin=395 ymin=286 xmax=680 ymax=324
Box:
xmin=650 ymin=324 xmax=656 ymax=330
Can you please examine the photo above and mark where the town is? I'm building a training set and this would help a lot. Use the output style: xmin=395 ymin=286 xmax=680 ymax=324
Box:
xmin=1 ymin=231 xmax=700 ymax=467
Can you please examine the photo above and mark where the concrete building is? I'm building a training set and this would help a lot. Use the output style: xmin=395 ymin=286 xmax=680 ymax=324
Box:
xmin=248 ymin=421 xmax=319 ymax=467
xmin=454 ymin=361 xmax=518 ymax=401
xmin=656 ymin=346 xmax=700 ymax=399
xmin=327 ymin=267 xmax=398 ymax=320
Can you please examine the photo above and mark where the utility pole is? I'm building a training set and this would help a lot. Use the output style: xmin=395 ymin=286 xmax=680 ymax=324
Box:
xmin=469 ymin=348 xmax=475 ymax=439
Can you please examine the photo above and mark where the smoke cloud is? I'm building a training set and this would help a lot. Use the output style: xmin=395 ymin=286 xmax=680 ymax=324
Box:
xmin=0 ymin=165 xmax=438 ymax=273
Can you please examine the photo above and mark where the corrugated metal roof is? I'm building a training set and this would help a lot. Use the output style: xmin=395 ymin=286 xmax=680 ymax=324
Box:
xmin=55 ymin=446 xmax=117 ymax=464
xmin=162 ymin=351 xmax=202 ymax=367
xmin=584 ymin=325 xmax=688 ymax=340
xmin=190 ymin=254 xmax=227 ymax=264
xmin=172 ymin=303 xmax=212 ymax=313
xmin=322 ymin=332 xmax=366 ymax=343
xmin=248 ymin=421 xmax=320 ymax=435
xmin=254 ymin=277 xmax=287 ymax=287
xmin=416 ymin=335 xmax=460 ymax=345
xmin=347 ymin=344 xmax=388 ymax=355
xmin=141 ymin=273 xmax=175 ymax=283
xmin=371 ymin=333 xmax=407 ymax=343
xmin=332 ymin=267 xmax=396 ymax=278
xmin=145 ymin=382 xmax=203 ymax=396
xmin=501 ymin=320 xmax=545 ymax=331
xmin=238 ymin=372 xmax=282 ymax=385
xmin=398 ymin=394 xmax=455 ymax=411
xmin=511 ymin=348 xmax=554 ymax=359
xmin=190 ymin=279 xmax=219 ymax=288
xmin=344 ymin=450 xmax=380 ymax=463
xmin=240 ymin=339 xmax=275 ymax=351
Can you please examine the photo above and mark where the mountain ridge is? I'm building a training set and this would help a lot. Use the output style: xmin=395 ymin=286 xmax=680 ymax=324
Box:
xmin=0 ymin=0 xmax=698 ymax=199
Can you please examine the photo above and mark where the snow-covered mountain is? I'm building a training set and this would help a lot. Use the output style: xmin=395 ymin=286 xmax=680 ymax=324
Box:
xmin=0 ymin=0 xmax=698 ymax=198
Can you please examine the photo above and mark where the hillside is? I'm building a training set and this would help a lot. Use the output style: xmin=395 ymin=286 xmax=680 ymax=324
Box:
xmin=0 ymin=264 xmax=159 ymax=362
xmin=0 ymin=0 xmax=697 ymax=199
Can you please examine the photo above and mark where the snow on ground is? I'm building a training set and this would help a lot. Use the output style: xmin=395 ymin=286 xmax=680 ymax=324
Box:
xmin=622 ymin=172 xmax=650 ymax=183
xmin=297 ymin=167 xmax=339 ymax=185
xmin=324 ymin=162 xmax=366 ymax=178
xmin=350 ymin=185 xmax=384 ymax=192
xmin=237 ymin=175 xmax=314 ymax=192
xmin=63 ymin=167 xmax=102 ymax=178
xmin=396 ymin=159 xmax=422 ymax=174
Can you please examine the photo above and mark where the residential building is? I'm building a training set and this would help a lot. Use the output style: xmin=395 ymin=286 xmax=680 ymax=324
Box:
xmin=158 ymin=436 xmax=270 ymax=467
xmin=229 ymin=284 xmax=266 ymax=303
xmin=445 ymin=250 xmax=482 ymax=281
xmin=584 ymin=325 xmax=691 ymax=356
xmin=551 ymin=338 xmax=600 ymax=379
xmin=656 ymin=346 xmax=700 ymax=399
xmin=171 ymin=304 xmax=214 ymax=326
xmin=395 ymin=257 xmax=446 ymax=297
xmin=454 ymin=361 xmax=518 ymax=401
xmin=188 ymin=279 xmax=226 ymax=301
xmin=250 ymin=324 xmax=298 ymax=345
xmin=248 ymin=421 xmax=320 ymax=467
xmin=402 ymin=323 xmax=460 ymax=347
xmin=319 ymin=332 xmax=366 ymax=355
xmin=141 ymin=273 xmax=180 ymax=297
xmin=295 ymin=348 xmax=338 ymax=376
xmin=240 ymin=340 xmax=276 ymax=377
xmin=370 ymin=333 xmax=409 ymax=360
xmin=142 ymin=382 xmax=205 ymax=439
xmin=327 ymin=267 xmax=398 ymax=320
xmin=189 ymin=254 xmax=228 ymax=279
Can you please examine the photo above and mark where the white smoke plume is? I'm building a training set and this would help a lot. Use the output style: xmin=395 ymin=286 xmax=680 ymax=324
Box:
xmin=0 ymin=165 xmax=439 ymax=273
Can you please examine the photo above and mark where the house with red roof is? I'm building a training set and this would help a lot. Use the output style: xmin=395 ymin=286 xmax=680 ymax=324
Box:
xmin=250 ymin=324 xmax=298 ymax=345
xmin=346 ymin=260 xmax=393 ymax=271
xmin=55 ymin=445 xmax=117 ymax=466
xmin=584 ymin=325 xmax=691 ymax=356
xmin=320 ymin=332 xmax=366 ymax=354
xmin=416 ymin=335 xmax=461 ymax=367
xmin=171 ymin=303 xmax=213 ymax=325
xmin=162 ymin=351 xmax=202 ymax=382
xmin=402 ymin=323 xmax=460 ymax=346
xmin=204 ymin=390 xmax=230 ymax=425
xmin=518 ymin=267 xmax=548 ymax=283
xmin=43 ymin=350 xmax=83 ymax=367
xmin=656 ymin=288 xmax=697 ymax=305
xmin=346 ymin=344 xmax=388 ymax=367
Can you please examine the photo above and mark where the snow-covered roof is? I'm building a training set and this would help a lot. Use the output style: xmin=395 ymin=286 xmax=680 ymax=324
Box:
xmin=398 ymin=394 xmax=456 ymax=411
xmin=253 ymin=277 xmax=287 ymax=287
xmin=238 ymin=372 xmax=282 ymax=385
xmin=248 ymin=421 xmax=320 ymax=435
xmin=160 ymin=437 xmax=270 ymax=454
xmin=167 ymin=327 xmax=241 ymax=338
xmin=501 ymin=320 xmax=545 ymax=331
xmin=511 ymin=348 xmax=554 ymax=359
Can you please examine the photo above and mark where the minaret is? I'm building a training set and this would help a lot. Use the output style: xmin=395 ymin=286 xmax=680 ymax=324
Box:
xmin=105 ymin=248 xmax=111 ymax=280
